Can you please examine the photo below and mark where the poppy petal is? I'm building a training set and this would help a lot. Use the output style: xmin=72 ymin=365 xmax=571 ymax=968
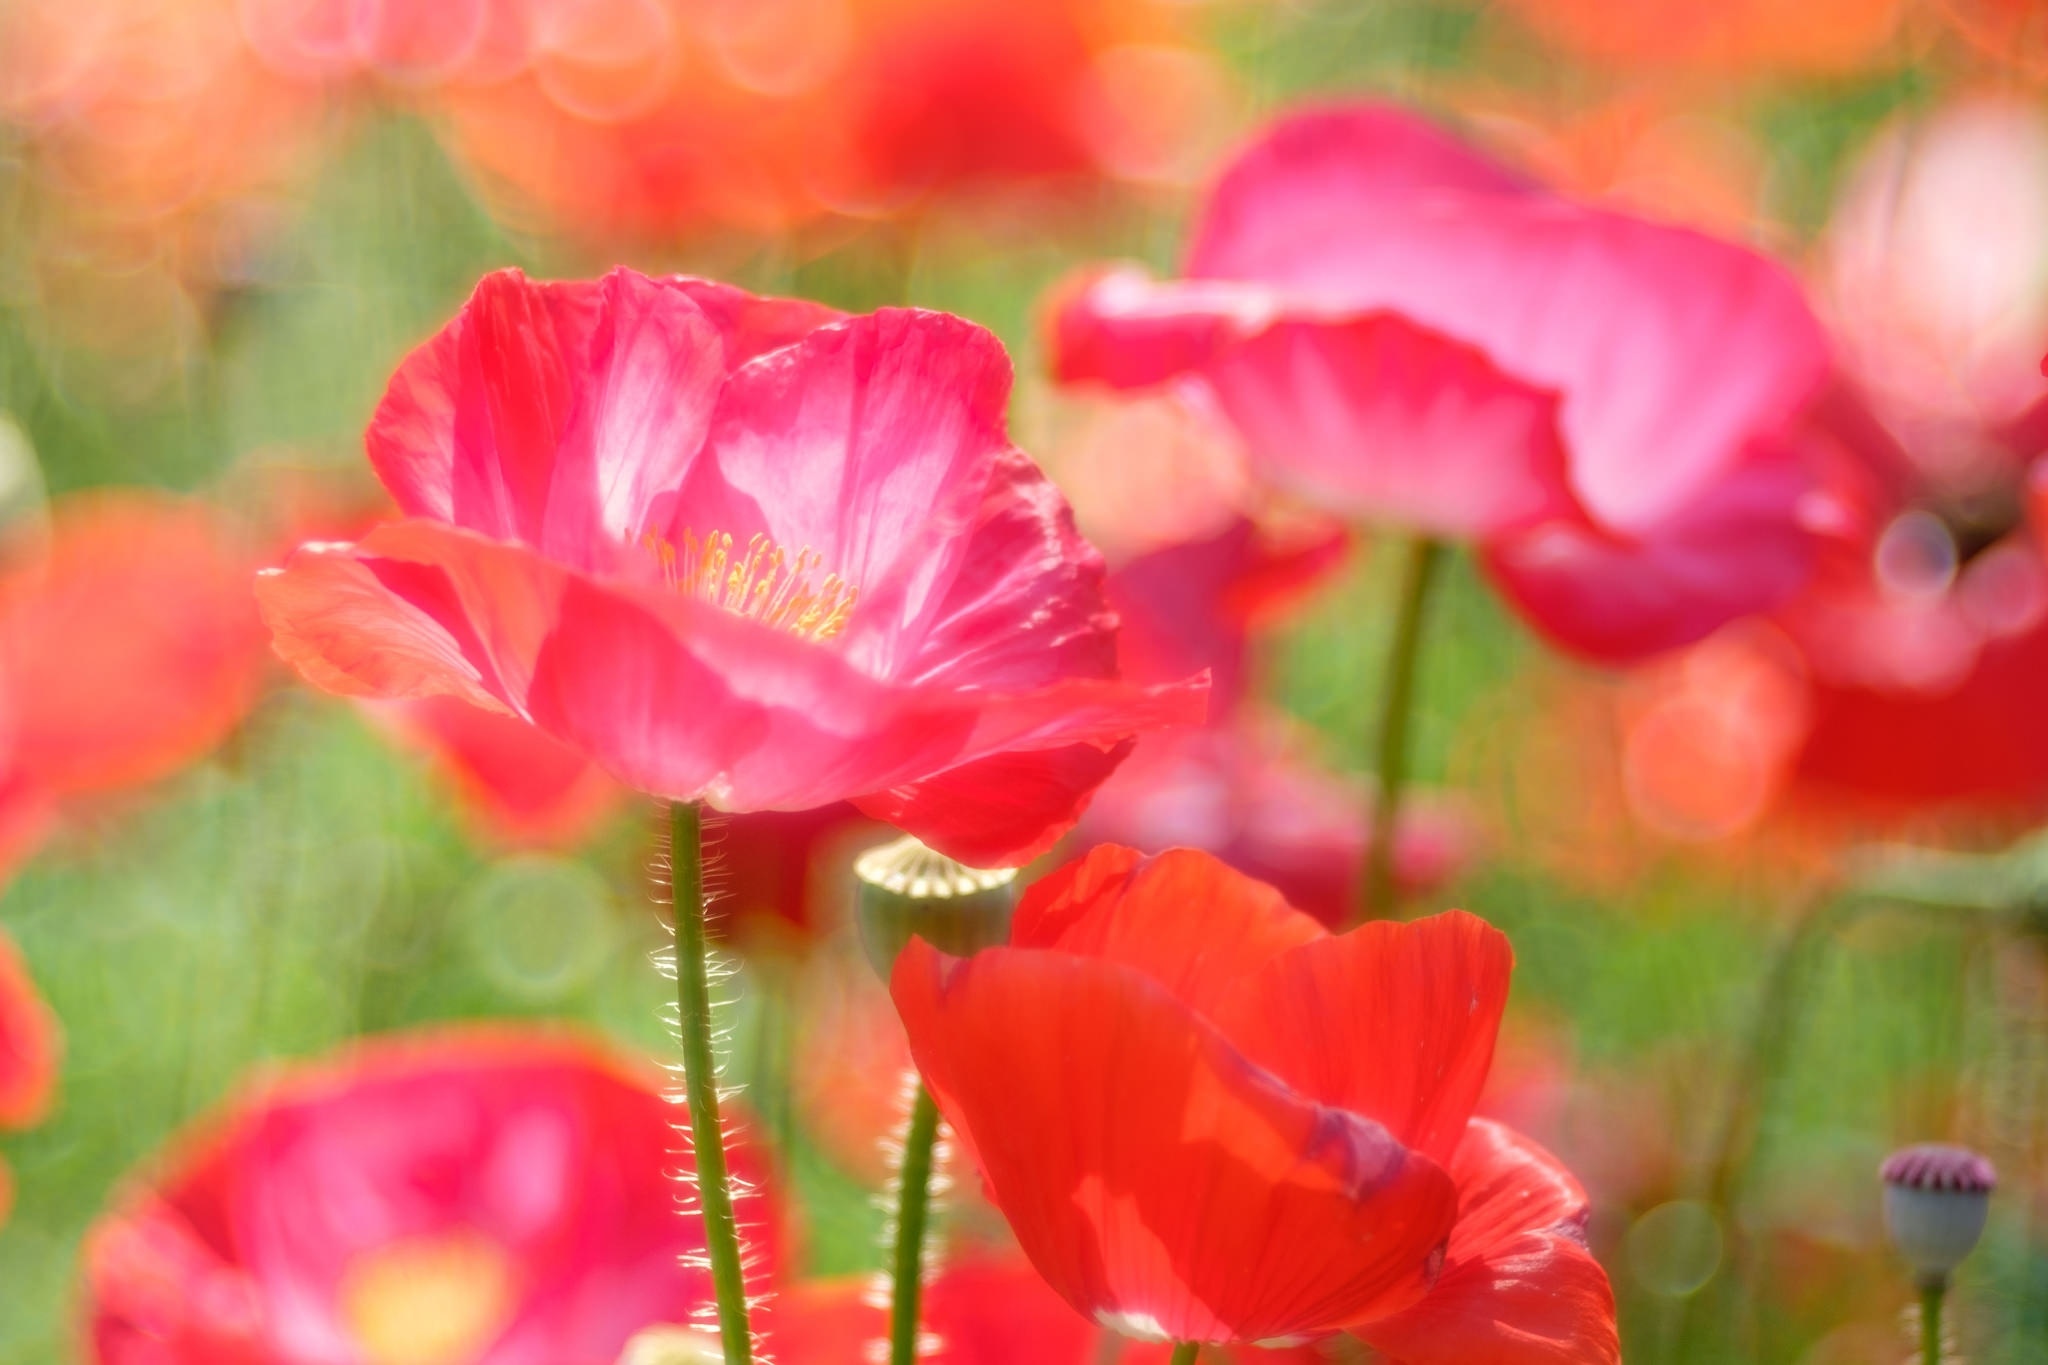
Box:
xmin=892 ymin=940 xmax=1457 ymax=1344
xmin=1007 ymin=844 xmax=1326 ymax=1019
xmin=1353 ymin=1119 xmax=1619 ymax=1365
xmin=853 ymin=739 xmax=1132 ymax=867
xmin=0 ymin=928 xmax=58 ymax=1130
xmin=1216 ymin=910 xmax=1512 ymax=1166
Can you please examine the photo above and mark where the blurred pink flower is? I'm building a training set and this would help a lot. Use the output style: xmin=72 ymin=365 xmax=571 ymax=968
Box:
xmin=82 ymin=1027 xmax=778 ymax=1364
xmin=1053 ymin=101 xmax=1834 ymax=664
xmin=258 ymin=268 xmax=1203 ymax=866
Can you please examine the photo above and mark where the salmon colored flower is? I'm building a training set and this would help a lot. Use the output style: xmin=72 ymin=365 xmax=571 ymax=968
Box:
xmin=0 ymin=928 xmax=61 ymax=1227
xmin=0 ymin=490 xmax=269 ymax=880
xmin=891 ymin=844 xmax=1617 ymax=1359
xmin=81 ymin=1027 xmax=779 ymax=1365
xmin=1489 ymin=0 xmax=1907 ymax=74
xmin=257 ymin=268 xmax=1204 ymax=867
xmin=1053 ymin=101 xmax=1834 ymax=664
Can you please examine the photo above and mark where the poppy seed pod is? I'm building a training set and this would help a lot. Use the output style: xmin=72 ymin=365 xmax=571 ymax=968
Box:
xmin=854 ymin=834 xmax=1018 ymax=978
xmin=1881 ymin=1143 xmax=1996 ymax=1284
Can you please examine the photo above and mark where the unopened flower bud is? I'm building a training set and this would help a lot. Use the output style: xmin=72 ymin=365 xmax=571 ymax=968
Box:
xmin=1881 ymin=1143 xmax=1996 ymax=1285
xmin=615 ymin=1325 xmax=725 ymax=1365
xmin=853 ymin=834 xmax=1018 ymax=979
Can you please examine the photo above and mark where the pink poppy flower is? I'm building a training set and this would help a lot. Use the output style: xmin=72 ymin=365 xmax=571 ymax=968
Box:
xmin=256 ymin=268 xmax=1204 ymax=867
xmin=891 ymin=844 xmax=1618 ymax=1359
xmin=1052 ymin=101 xmax=1834 ymax=664
xmin=81 ymin=1027 xmax=780 ymax=1365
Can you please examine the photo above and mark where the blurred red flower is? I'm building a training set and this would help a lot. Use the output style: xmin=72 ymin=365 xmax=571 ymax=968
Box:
xmin=1053 ymin=101 xmax=1834 ymax=664
xmin=0 ymin=928 xmax=61 ymax=1228
xmin=257 ymin=268 xmax=1204 ymax=867
xmin=1937 ymin=0 xmax=2048 ymax=80
xmin=891 ymin=844 xmax=1617 ymax=1359
xmin=81 ymin=1027 xmax=778 ymax=1364
xmin=437 ymin=0 xmax=1229 ymax=241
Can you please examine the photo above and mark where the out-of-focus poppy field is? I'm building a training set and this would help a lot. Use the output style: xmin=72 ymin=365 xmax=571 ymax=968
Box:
xmin=3 ymin=1 xmax=2048 ymax=1362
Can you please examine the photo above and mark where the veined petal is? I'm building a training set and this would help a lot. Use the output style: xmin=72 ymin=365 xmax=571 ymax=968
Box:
xmin=1216 ymin=911 xmax=1512 ymax=1166
xmin=893 ymin=941 xmax=1458 ymax=1345
xmin=1353 ymin=1119 xmax=1619 ymax=1365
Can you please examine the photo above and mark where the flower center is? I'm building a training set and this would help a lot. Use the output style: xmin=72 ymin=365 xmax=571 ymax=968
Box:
xmin=337 ymin=1233 xmax=517 ymax=1365
xmin=643 ymin=529 xmax=857 ymax=642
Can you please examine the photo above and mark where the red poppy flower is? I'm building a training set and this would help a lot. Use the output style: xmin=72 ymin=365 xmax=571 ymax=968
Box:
xmin=0 ymin=926 xmax=60 ymax=1226
xmin=81 ymin=1027 xmax=780 ymax=1365
xmin=1053 ymin=101 xmax=1833 ymax=664
xmin=891 ymin=844 xmax=1617 ymax=1359
xmin=256 ymin=268 xmax=1204 ymax=867
xmin=775 ymin=1257 xmax=1321 ymax=1364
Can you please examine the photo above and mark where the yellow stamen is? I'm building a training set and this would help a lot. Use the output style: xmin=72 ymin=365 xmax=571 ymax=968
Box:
xmin=337 ymin=1233 xmax=517 ymax=1365
xmin=642 ymin=528 xmax=858 ymax=642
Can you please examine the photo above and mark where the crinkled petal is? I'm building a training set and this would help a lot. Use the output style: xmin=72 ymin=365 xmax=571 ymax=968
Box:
xmin=1200 ymin=315 xmax=1581 ymax=538
xmin=1008 ymin=844 xmax=1326 ymax=1019
xmin=257 ymin=520 xmax=568 ymax=714
xmin=1216 ymin=911 xmax=1512 ymax=1166
xmin=893 ymin=941 xmax=1457 ymax=1345
xmin=1353 ymin=1120 xmax=1619 ymax=1365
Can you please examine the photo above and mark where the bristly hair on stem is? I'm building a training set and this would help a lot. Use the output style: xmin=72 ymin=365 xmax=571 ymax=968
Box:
xmin=659 ymin=801 xmax=769 ymax=1364
xmin=872 ymin=1073 xmax=949 ymax=1364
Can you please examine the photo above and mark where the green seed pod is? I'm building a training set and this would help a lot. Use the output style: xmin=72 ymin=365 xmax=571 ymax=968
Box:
xmin=853 ymin=834 xmax=1019 ymax=979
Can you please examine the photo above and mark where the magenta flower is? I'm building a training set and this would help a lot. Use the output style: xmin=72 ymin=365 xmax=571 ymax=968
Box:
xmin=1053 ymin=101 xmax=1835 ymax=663
xmin=81 ymin=1028 xmax=778 ymax=1365
xmin=257 ymin=268 xmax=1204 ymax=866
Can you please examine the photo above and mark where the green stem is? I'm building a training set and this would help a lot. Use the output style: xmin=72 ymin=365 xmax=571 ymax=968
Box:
xmin=1921 ymin=1278 xmax=1945 ymax=1365
xmin=1168 ymin=1344 xmax=1201 ymax=1365
xmin=888 ymin=1083 xmax=944 ymax=1365
xmin=1359 ymin=535 xmax=1445 ymax=925
xmin=670 ymin=801 xmax=754 ymax=1365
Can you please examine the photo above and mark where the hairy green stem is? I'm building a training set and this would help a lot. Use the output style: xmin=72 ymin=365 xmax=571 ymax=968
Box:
xmin=888 ymin=1083 xmax=944 ymax=1365
xmin=670 ymin=800 xmax=753 ymax=1364
xmin=1921 ymin=1278 xmax=1946 ymax=1365
xmin=1359 ymin=535 xmax=1445 ymax=925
